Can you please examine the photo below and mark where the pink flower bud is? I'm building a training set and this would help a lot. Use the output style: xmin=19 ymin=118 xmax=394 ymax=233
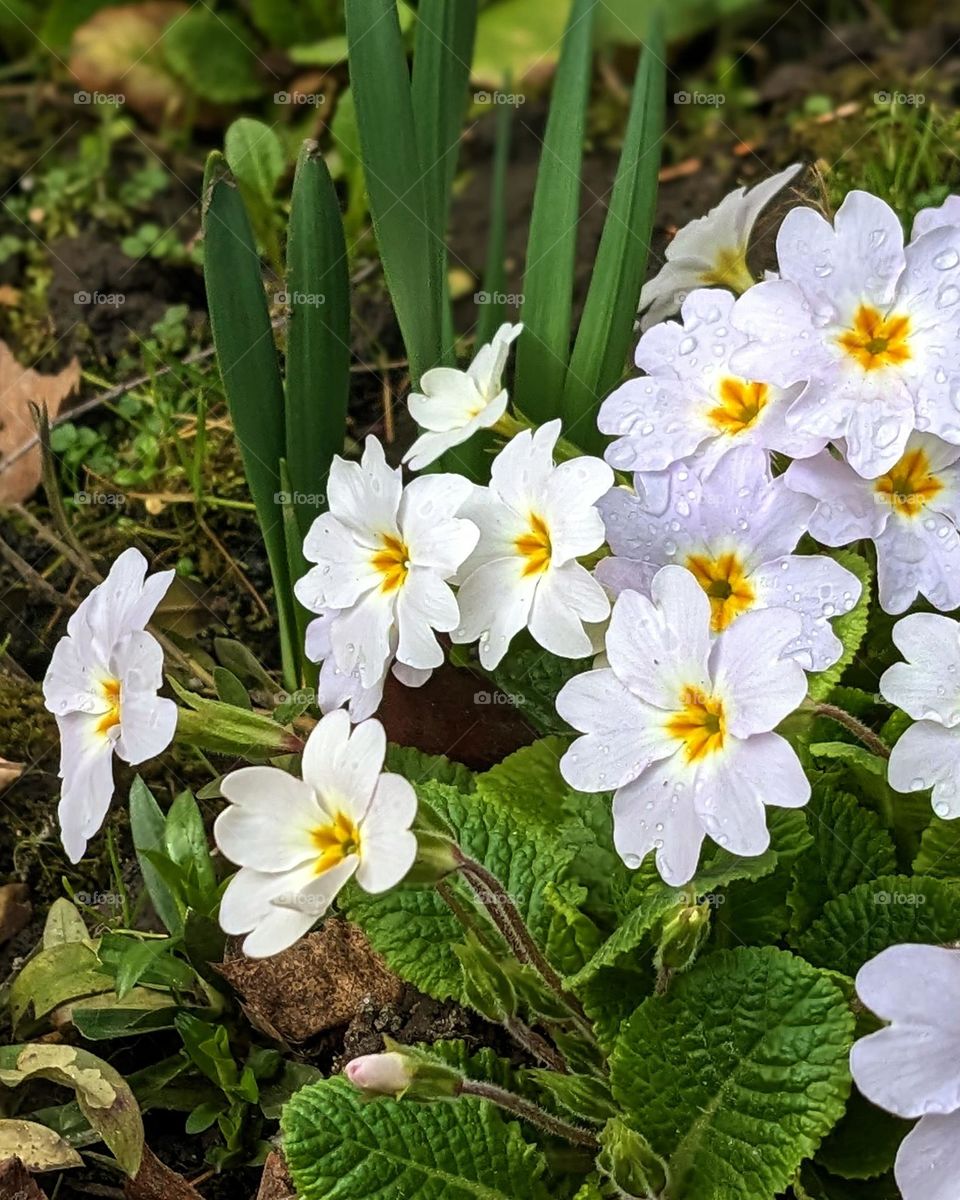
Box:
xmin=344 ymin=1052 xmax=414 ymax=1097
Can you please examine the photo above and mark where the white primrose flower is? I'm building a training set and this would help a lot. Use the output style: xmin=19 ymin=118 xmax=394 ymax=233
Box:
xmin=451 ymin=420 xmax=613 ymax=669
xmin=785 ymin=433 xmax=960 ymax=614
xmin=912 ymin=194 xmax=960 ymax=239
xmin=732 ymin=190 xmax=960 ymax=479
xmin=294 ymin=436 xmax=479 ymax=708
xmin=42 ymin=547 xmax=177 ymax=863
xmin=557 ymin=565 xmax=810 ymax=885
xmin=215 ymin=709 xmax=416 ymax=958
xmin=637 ymin=163 xmax=801 ymax=331
xmin=596 ymin=445 xmax=861 ymax=672
xmin=881 ymin=612 xmax=960 ymax=818
xmin=600 ymin=288 xmax=826 ymax=474
xmin=402 ymin=324 xmax=523 ymax=470
xmin=850 ymin=943 xmax=960 ymax=1200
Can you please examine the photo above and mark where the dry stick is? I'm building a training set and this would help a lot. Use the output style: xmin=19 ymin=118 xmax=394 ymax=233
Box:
xmin=808 ymin=702 xmax=891 ymax=760
xmin=458 ymin=1078 xmax=599 ymax=1149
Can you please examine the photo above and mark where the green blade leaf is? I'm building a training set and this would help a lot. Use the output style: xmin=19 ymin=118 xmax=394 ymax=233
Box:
xmin=282 ymin=1075 xmax=552 ymax=1200
xmin=202 ymin=151 xmax=299 ymax=688
xmin=475 ymin=85 xmax=515 ymax=350
xmin=562 ymin=21 xmax=665 ymax=450
xmin=513 ymin=0 xmax=598 ymax=422
xmin=610 ymin=946 xmax=854 ymax=1200
xmin=346 ymin=0 xmax=442 ymax=384
xmin=129 ymin=776 xmax=181 ymax=935
xmin=285 ymin=141 xmax=351 ymax=543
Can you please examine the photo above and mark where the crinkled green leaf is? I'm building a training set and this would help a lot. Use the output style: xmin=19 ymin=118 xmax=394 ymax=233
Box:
xmin=385 ymin=745 xmax=477 ymax=793
xmin=797 ymin=874 xmax=960 ymax=975
xmin=789 ymin=783 xmax=897 ymax=938
xmin=913 ymin=813 xmax=960 ymax=879
xmin=282 ymin=1075 xmax=552 ymax=1200
xmin=611 ymin=947 xmax=853 ymax=1200
xmin=816 ymin=1087 xmax=910 ymax=1181
xmin=807 ymin=551 xmax=873 ymax=702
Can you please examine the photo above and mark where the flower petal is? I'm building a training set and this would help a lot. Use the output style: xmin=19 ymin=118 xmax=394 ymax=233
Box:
xmin=709 ymin=606 xmax=807 ymax=736
xmin=887 ymin=721 xmax=960 ymax=817
xmin=881 ymin=613 xmax=960 ymax=725
xmin=612 ymin=758 xmax=706 ymax=886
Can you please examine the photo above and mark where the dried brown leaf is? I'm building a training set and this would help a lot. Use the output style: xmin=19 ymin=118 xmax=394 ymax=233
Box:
xmin=0 ymin=343 xmax=80 ymax=504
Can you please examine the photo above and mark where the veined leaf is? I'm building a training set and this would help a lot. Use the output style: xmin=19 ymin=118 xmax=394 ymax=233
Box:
xmin=282 ymin=1075 xmax=551 ymax=1200
xmin=513 ymin=0 xmax=598 ymax=421
xmin=562 ymin=18 xmax=664 ymax=451
xmin=610 ymin=946 xmax=853 ymax=1200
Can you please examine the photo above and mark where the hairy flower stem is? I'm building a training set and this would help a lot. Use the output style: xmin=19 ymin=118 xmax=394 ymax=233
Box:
xmin=455 ymin=853 xmax=597 ymax=1045
xmin=459 ymin=1079 xmax=599 ymax=1149
xmin=806 ymin=701 xmax=891 ymax=760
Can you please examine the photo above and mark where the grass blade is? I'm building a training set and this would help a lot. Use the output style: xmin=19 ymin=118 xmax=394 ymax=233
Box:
xmin=346 ymin=0 xmax=442 ymax=384
xmin=562 ymin=20 xmax=665 ymax=452
xmin=201 ymin=151 xmax=300 ymax=688
xmin=285 ymin=141 xmax=351 ymax=543
xmin=512 ymin=0 xmax=598 ymax=422
xmin=476 ymin=81 xmax=515 ymax=349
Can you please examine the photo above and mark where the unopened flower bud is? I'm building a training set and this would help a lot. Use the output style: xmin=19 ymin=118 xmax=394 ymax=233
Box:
xmin=344 ymin=1052 xmax=414 ymax=1098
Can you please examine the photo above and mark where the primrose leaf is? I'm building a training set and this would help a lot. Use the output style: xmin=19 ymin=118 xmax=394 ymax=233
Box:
xmin=0 ymin=1118 xmax=83 ymax=1170
xmin=610 ymin=946 xmax=853 ymax=1200
xmin=282 ymin=1075 xmax=551 ymax=1200
xmin=913 ymin=814 xmax=960 ymax=879
xmin=796 ymin=874 xmax=960 ymax=976
xmin=788 ymin=782 xmax=897 ymax=938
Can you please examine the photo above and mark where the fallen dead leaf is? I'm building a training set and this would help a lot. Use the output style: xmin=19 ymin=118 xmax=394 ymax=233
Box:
xmin=216 ymin=919 xmax=403 ymax=1042
xmin=0 ymin=287 xmax=20 ymax=308
xmin=123 ymin=1146 xmax=201 ymax=1200
xmin=257 ymin=1151 xmax=297 ymax=1200
xmin=0 ymin=342 xmax=80 ymax=504
xmin=0 ymin=758 xmax=24 ymax=792
xmin=0 ymin=884 xmax=31 ymax=945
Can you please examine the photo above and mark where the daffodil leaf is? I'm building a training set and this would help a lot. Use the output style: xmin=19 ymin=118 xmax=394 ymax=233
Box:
xmin=282 ymin=1075 xmax=552 ymax=1200
xmin=610 ymin=947 xmax=854 ymax=1200
xmin=796 ymin=874 xmax=960 ymax=976
xmin=807 ymin=550 xmax=874 ymax=702
xmin=788 ymin=782 xmax=897 ymax=938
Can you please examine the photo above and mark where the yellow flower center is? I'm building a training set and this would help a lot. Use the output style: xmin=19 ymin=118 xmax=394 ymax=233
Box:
xmin=874 ymin=446 xmax=943 ymax=518
xmin=698 ymin=247 xmax=755 ymax=294
xmin=836 ymin=304 xmax=911 ymax=371
xmin=370 ymin=533 xmax=410 ymax=593
xmin=515 ymin=513 xmax=552 ymax=577
xmin=311 ymin=810 xmax=361 ymax=875
xmin=707 ymin=377 xmax=770 ymax=435
xmin=685 ymin=551 xmax=755 ymax=631
xmin=94 ymin=678 xmax=122 ymax=736
xmin=666 ymin=686 xmax=727 ymax=764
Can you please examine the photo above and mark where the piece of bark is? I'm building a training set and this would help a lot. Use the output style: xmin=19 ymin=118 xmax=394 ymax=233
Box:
xmin=124 ymin=1146 xmax=202 ymax=1200
xmin=216 ymin=919 xmax=403 ymax=1042
xmin=0 ymin=1157 xmax=47 ymax=1200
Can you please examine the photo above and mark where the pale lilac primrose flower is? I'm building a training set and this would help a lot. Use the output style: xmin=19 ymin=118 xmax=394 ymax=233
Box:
xmin=597 ymin=445 xmax=861 ymax=672
xmin=637 ymin=163 xmax=801 ymax=331
xmin=294 ymin=436 xmax=479 ymax=709
xmin=403 ymin=324 xmax=523 ymax=470
xmin=215 ymin=710 xmax=416 ymax=958
xmin=732 ymin=190 xmax=960 ymax=479
xmin=881 ymin=612 xmax=960 ymax=818
xmin=42 ymin=548 xmax=177 ymax=863
xmin=452 ymin=420 xmax=612 ymax=669
xmin=851 ymin=943 xmax=960 ymax=1200
xmin=601 ymin=288 xmax=825 ymax=474
xmin=557 ymin=565 xmax=810 ymax=885
xmin=785 ymin=433 xmax=960 ymax=614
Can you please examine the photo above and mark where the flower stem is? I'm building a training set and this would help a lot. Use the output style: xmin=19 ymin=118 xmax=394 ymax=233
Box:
xmin=806 ymin=701 xmax=890 ymax=760
xmin=458 ymin=1078 xmax=599 ymax=1149
xmin=503 ymin=1016 xmax=568 ymax=1073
